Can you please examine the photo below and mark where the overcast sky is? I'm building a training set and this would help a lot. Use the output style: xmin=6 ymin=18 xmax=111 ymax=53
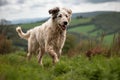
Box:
xmin=0 ymin=0 xmax=120 ymax=21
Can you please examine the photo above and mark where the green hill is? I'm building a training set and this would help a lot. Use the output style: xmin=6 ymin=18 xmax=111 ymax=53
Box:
xmin=68 ymin=12 xmax=120 ymax=44
xmin=9 ymin=11 xmax=120 ymax=47
xmin=92 ymin=12 xmax=120 ymax=34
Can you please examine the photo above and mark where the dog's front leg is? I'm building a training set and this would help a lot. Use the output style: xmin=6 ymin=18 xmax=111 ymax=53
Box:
xmin=46 ymin=46 xmax=59 ymax=64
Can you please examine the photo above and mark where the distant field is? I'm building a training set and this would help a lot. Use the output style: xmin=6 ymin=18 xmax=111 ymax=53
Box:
xmin=68 ymin=24 xmax=95 ymax=34
xmin=70 ymin=18 xmax=92 ymax=26
xmin=68 ymin=24 xmax=114 ymax=45
xmin=20 ymin=22 xmax=43 ymax=29
xmin=104 ymin=34 xmax=114 ymax=45
xmin=89 ymin=29 xmax=103 ymax=36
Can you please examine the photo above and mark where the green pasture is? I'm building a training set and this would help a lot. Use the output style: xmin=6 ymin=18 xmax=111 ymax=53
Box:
xmin=68 ymin=24 xmax=95 ymax=34
xmin=68 ymin=22 xmax=115 ymax=45
xmin=20 ymin=22 xmax=43 ymax=29
xmin=103 ymin=34 xmax=114 ymax=45
xmin=70 ymin=18 xmax=92 ymax=26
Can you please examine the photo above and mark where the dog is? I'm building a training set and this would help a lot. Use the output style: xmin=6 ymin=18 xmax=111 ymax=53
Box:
xmin=16 ymin=7 xmax=72 ymax=65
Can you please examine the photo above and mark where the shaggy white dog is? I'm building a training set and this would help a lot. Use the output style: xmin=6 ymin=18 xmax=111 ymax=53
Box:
xmin=16 ymin=7 xmax=72 ymax=65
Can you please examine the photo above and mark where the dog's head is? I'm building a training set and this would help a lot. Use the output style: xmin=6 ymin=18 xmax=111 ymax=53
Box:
xmin=49 ymin=7 xmax=72 ymax=30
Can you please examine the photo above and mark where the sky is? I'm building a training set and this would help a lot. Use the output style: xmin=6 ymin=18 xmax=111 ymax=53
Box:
xmin=0 ymin=0 xmax=120 ymax=21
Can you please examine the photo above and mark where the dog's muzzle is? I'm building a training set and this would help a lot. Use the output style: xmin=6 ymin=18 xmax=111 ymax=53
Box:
xmin=59 ymin=24 xmax=67 ymax=30
xmin=59 ymin=21 xmax=68 ymax=30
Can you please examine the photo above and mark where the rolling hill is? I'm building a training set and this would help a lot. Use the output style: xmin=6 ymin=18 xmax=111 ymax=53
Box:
xmin=2 ymin=11 xmax=120 ymax=48
xmin=68 ymin=11 xmax=120 ymax=44
xmin=72 ymin=11 xmax=115 ymax=18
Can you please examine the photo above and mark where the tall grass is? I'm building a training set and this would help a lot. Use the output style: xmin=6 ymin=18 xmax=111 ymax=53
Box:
xmin=0 ymin=51 xmax=120 ymax=80
xmin=66 ymin=32 xmax=120 ymax=58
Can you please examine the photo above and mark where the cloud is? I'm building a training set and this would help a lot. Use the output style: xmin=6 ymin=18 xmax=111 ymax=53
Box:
xmin=0 ymin=0 xmax=8 ymax=6
xmin=0 ymin=0 xmax=120 ymax=20
xmin=87 ymin=0 xmax=120 ymax=3
xmin=60 ymin=0 xmax=86 ymax=5
xmin=71 ymin=2 xmax=120 ymax=13
xmin=17 ymin=0 xmax=25 ymax=4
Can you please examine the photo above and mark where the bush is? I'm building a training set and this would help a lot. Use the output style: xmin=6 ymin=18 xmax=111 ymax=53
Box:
xmin=63 ymin=34 xmax=76 ymax=54
xmin=0 ymin=34 xmax=13 ymax=54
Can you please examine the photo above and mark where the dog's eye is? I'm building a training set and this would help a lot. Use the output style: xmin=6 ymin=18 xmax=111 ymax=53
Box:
xmin=65 ymin=15 xmax=68 ymax=17
xmin=58 ymin=14 xmax=62 ymax=18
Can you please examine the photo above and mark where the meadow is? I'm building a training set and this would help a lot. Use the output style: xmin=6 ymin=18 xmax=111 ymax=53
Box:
xmin=19 ymin=22 xmax=43 ymax=29
xmin=0 ymin=51 xmax=120 ymax=80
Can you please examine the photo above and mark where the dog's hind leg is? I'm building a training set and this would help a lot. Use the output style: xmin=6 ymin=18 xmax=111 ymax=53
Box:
xmin=38 ymin=48 xmax=45 ymax=65
xmin=27 ymin=52 xmax=32 ymax=61
xmin=27 ymin=37 xmax=37 ymax=60
xmin=57 ymin=49 xmax=62 ymax=59
xmin=27 ymin=40 xmax=33 ymax=61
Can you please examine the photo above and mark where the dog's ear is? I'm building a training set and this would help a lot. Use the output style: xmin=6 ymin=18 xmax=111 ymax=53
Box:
xmin=63 ymin=8 xmax=72 ymax=15
xmin=63 ymin=8 xmax=72 ymax=21
xmin=49 ymin=7 xmax=60 ymax=14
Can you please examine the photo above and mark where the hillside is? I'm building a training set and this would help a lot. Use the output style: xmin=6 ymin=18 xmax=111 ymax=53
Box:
xmin=72 ymin=11 xmax=115 ymax=18
xmin=1 ymin=11 xmax=119 ymax=48
xmin=92 ymin=12 xmax=120 ymax=34
xmin=68 ymin=12 xmax=120 ymax=44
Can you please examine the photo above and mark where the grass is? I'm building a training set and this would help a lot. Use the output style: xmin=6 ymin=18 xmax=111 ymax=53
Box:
xmin=20 ymin=22 xmax=43 ymax=29
xmin=0 ymin=51 xmax=120 ymax=80
xmin=87 ymin=29 xmax=102 ymax=36
xmin=103 ymin=34 xmax=114 ymax=45
xmin=70 ymin=18 xmax=92 ymax=26
xmin=68 ymin=24 xmax=95 ymax=34
xmin=68 ymin=24 xmax=115 ymax=45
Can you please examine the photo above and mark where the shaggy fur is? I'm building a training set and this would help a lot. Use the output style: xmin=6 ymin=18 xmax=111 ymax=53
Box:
xmin=16 ymin=7 xmax=72 ymax=65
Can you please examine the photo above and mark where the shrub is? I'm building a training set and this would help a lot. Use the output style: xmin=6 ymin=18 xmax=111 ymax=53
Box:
xmin=63 ymin=34 xmax=76 ymax=54
xmin=0 ymin=34 xmax=13 ymax=54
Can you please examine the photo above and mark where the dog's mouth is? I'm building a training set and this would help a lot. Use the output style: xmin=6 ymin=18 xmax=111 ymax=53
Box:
xmin=59 ymin=24 xmax=67 ymax=30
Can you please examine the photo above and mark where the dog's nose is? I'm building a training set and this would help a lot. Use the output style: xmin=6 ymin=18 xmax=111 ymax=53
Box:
xmin=63 ymin=21 xmax=68 ymax=25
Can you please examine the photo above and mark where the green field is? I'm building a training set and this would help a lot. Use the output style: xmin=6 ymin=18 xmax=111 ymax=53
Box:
xmin=89 ymin=29 xmax=103 ymax=36
xmin=20 ymin=22 xmax=42 ymax=29
xmin=70 ymin=18 xmax=92 ymax=26
xmin=103 ymin=34 xmax=114 ymax=45
xmin=68 ymin=24 xmax=114 ymax=45
xmin=0 ymin=51 xmax=120 ymax=80
xmin=68 ymin=25 xmax=95 ymax=34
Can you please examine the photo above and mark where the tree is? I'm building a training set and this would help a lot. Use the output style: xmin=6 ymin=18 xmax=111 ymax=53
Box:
xmin=0 ymin=19 xmax=11 ymax=25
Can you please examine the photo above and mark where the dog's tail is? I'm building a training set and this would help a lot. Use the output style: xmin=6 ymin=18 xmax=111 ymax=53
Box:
xmin=16 ymin=26 xmax=30 ymax=40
